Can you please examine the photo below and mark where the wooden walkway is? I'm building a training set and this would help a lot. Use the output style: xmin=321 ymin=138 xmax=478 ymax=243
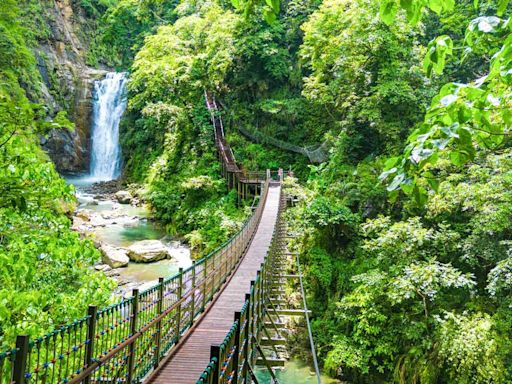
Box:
xmin=149 ymin=185 xmax=282 ymax=383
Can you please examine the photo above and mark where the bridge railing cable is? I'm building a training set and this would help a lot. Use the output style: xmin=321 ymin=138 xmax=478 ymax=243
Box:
xmin=0 ymin=178 xmax=271 ymax=384
xmin=296 ymin=252 xmax=322 ymax=384
xmin=196 ymin=186 xmax=288 ymax=384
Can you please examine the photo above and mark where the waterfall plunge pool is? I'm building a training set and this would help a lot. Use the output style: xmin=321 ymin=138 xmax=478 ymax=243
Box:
xmin=70 ymin=179 xmax=192 ymax=288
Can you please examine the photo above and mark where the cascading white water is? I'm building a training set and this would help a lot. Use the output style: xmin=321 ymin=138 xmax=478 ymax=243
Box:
xmin=89 ymin=72 xmax=127 ymax=181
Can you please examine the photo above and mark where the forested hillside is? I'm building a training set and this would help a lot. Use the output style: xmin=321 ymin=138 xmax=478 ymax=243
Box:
xmin=2 ymin=0 xmax=512 ymax=382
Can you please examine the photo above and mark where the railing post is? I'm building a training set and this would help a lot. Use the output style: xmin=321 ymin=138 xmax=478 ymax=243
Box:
xmin=249 ymin=280 xmax=256 ymax=367
xmin=231 ymin=239 xmax=236 ymax=271
xmin=235 ymin=233 xmax=239 ymax=262
xmin=237 ymin=180 xmax=241 ymax=205
xmin=255 ymin=271 xmax=262 ymax=343
xmin=232 ymin=312 xmax=242 ymax=384
xmin=227 ymin=241 xmax=233 ymax=274
xmin=220 ymin=250 xmax=225 ymax=284
xmin=127 ymin=289 xmax=139 ymax=384
xmin=84 ymin=305 xmax=97 ymax=384
xmin=210 ymin=345 xmax=221 ymax=384
xmin=278 ymin=168 xmax=283 ymax=183
xmin=13 ymin=335 xmax=29 ymax=384
xmin=212 ymin=255 xmax=216 ymax=296
xmin=222 ymin=248 xmax=229 ymax=283
xmin=176 ymin=268 xmax=184 ymax=343
xmin=266 ymin=169 xmax=270 ymax=180
xmin=154 ymin=278 xmax=164 ymax=369
xmin=191 ymin=261 xmax=196 ymax=325
xmin=243 ymin=293 xmax=251 ymax=382
xmin=203 ymin=259 xmax=208 ymax=311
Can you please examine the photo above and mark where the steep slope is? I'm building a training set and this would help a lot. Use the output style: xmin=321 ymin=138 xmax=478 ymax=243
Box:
xmin=20 ymin=0 xmax=113 ymax=173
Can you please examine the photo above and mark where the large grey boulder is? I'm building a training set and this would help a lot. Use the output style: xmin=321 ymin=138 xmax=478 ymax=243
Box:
xmin=101 ymin=245 xmax=130 ymax=268
xmin=115 ymin=190 xmax=133 ymax=204
xmin=127 ymin=240 xmax=170 ymax=263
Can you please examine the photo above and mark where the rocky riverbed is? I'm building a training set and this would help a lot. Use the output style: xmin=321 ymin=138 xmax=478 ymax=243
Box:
xmin=69 ymin=178 xmax=192 ymax=297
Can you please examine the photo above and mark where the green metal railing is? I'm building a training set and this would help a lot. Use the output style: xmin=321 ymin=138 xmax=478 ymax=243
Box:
xmin=1 ymin=178 xmax=271 ymax=384
xmin=197 ymin=187 xmax=287 ymax=384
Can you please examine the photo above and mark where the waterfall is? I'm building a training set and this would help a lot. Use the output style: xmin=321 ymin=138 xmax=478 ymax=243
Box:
xmin=89 ymin=72 xmax=127 ymax=181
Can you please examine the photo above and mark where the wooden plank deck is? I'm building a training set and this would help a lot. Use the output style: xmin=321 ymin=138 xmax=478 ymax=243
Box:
xmin=149 ymin=185 xmax=282 ymax=384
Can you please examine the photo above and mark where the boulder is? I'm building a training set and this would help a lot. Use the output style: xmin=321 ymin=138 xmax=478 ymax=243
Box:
xmin=77 ymin=195 xmax=98 ymax=206
xmin=76 ymin=209 xmax=91 ymax=221
xmin=94 ymin=264 xmax=111 ymax=272
xmin=115 ymin=190 xmax=133 ymax=204
xmin=127 ymin=240 xmax=170 ymax=263
xmin=101 ymin=245 xmax=130 ymax=268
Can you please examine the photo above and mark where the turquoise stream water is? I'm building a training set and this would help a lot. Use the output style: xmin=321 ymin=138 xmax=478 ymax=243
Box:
xmin=256 ymin=358 xmax=341 ymax=383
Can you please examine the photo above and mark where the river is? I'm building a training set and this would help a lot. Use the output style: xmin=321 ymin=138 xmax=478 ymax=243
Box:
xmin=68 ymin=177 xmax=193 ymax=294
xmin=256 ymin=358 xmax=341 ymax=383
xmin=67 ymin=72 xmax=192 ymax=295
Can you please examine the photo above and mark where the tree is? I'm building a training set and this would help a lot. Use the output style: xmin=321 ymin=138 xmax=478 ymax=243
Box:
xmin=380 ymin=0 xmax=512 ymax=205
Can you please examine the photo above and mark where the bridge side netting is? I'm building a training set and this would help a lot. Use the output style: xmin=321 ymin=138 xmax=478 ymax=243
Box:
xmin=238 ymin=125 xmax=328 ymax=164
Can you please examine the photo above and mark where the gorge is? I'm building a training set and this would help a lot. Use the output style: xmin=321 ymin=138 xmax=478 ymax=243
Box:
xmin=2 ymin=0 xmax=512 ymax=382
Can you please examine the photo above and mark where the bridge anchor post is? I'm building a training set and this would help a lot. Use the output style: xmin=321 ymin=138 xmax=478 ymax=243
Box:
xmin=154 ymin=278 xmax=164 ymax=369
xmin=84 ymin=305 xmax=97 ymax=384
xmin=13 ymin=335 xmax=29 ymax=384
xmin=127 ymin=289 xmax=139 ymax=384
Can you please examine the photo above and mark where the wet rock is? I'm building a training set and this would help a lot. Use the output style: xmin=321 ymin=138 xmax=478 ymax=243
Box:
xmin=127 ymin=240 xmax=170 ymax=263
xmin=89 ymin=215 xmax=107 ymax=227
xmin=94 ymin=264 xmax=111 ymax=272
xmin=101 ymin=210 xmax=123 ymax=220
xmin=105 ymin=269 xmax=121 ymax=277
xmin=76 ymin=209 xmax=91 ymax=222
xmin=101 ymin=245 xmax=130 ymax=268
xmin=77 ymin=195 xmax=98 ymax=206
xmin=115 ymin=190 xmax=133 ymax=204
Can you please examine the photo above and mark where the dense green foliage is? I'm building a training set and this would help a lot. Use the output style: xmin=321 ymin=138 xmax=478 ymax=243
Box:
xmin=300 ymin=0 xmax=430 ymax=161
xmin=284 ymin=1 xmax=512 ymax=383
xmin=0 ymin=0 xmax=113 ymax=349
xmin=4 ymin=0 xmax=512 ymax=382
xmin=110 ymin=0 xmax=512 ymax=380
xmin=380 ymin=0 xmax=512 ymax=205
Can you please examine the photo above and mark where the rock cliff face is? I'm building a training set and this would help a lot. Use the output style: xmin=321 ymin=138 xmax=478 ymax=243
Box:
xmin=36 ymin=0 xmax=106 ymax=173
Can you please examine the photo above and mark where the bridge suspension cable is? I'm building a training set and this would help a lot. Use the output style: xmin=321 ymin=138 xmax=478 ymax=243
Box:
xmin=296 ymin=251 xmax=322 ymax=384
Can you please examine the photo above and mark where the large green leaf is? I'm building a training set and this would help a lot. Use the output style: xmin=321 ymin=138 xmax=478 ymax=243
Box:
xmin=380 ymin=0 xmax=399 ymax=25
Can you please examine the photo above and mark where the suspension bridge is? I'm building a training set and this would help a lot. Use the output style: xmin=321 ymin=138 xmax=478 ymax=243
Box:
xmin=0 ymin=95 xmax=319 ymax=384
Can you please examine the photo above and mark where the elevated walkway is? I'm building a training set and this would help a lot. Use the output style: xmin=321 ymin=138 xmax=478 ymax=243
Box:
xmin=148 ymin=185 xmax=281 ymax=383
